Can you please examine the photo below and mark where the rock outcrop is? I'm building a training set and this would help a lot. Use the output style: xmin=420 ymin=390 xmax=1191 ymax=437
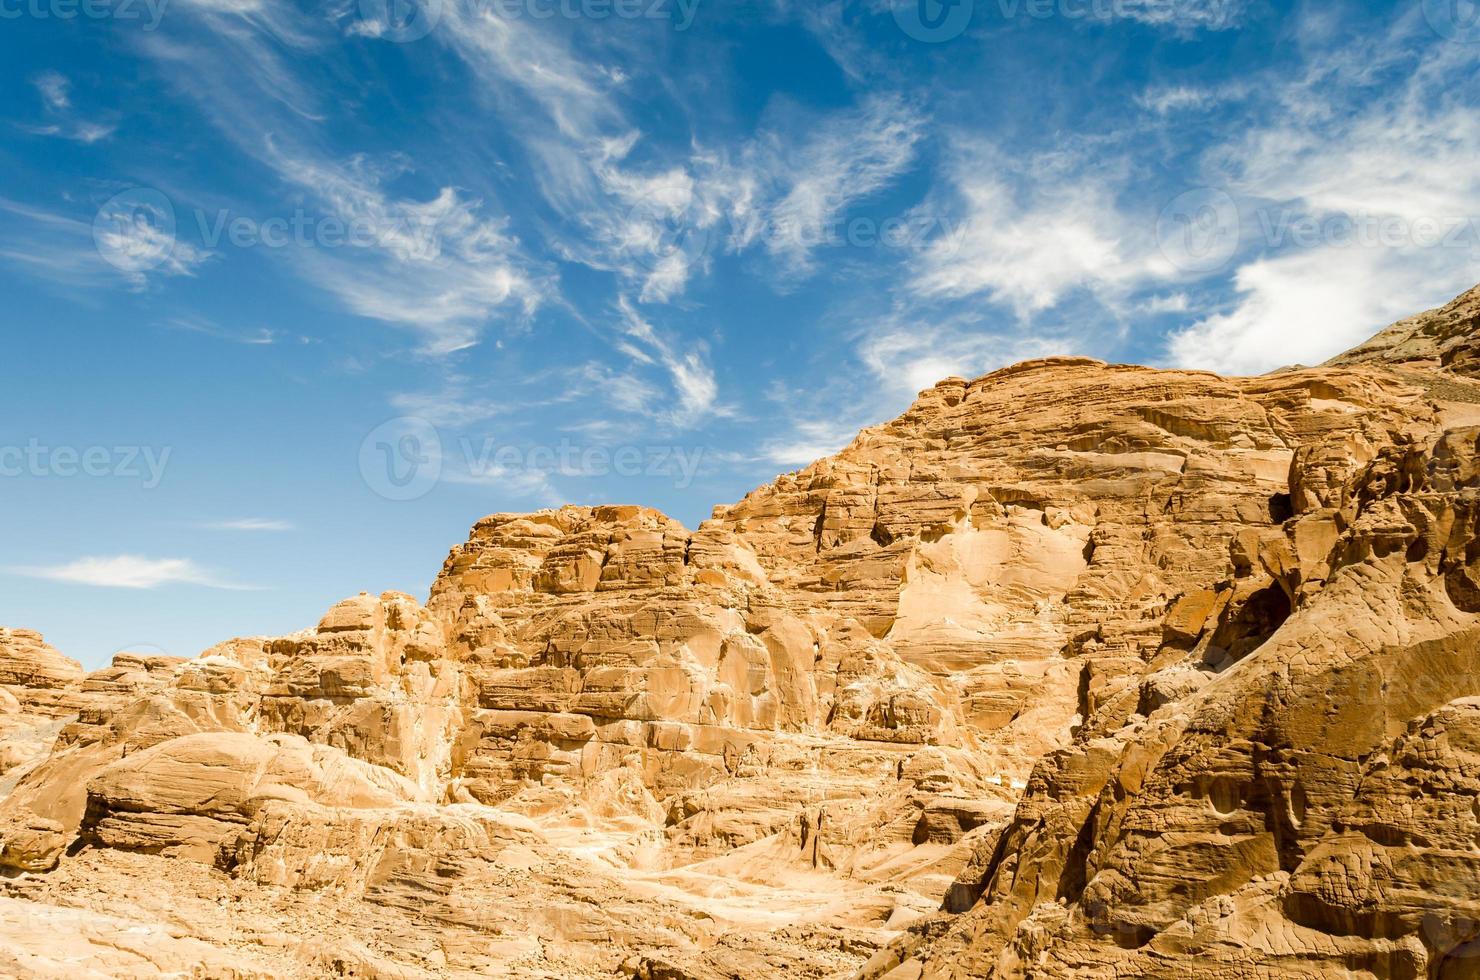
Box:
xmin=5 ymin=285 xmax=1480 ymax=978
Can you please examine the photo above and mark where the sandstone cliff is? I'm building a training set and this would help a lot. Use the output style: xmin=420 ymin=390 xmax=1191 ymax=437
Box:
xmin=4 ymin=286 xmax=1480 ymax=978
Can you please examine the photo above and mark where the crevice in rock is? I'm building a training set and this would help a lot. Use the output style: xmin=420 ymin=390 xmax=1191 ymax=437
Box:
xmin=1204 ymin=584 xmax=1293 ymax=670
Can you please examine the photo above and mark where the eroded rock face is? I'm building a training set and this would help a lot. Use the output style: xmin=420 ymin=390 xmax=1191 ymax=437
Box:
xmin=4 ymin=286 xmax=1480 ymax=978
xmin=879 ymin=286 xmax=1480 ymax=979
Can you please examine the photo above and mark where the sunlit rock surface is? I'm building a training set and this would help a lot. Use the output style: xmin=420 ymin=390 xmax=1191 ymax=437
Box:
xmin=4 ymin=286 xmax=1480 ymax=977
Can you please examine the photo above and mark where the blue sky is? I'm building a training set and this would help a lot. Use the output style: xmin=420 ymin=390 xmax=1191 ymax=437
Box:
xmin=3 ymin=0 xmax=1479 ymax=666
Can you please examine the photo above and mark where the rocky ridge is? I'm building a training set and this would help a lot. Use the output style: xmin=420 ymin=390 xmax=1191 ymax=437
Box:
xmin=3 ymin=285 xmax=1480 ymax=977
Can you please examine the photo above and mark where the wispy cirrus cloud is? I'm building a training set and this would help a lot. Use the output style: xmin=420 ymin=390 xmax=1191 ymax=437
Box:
xmin=0 ymin=196 xmax=207 ymax=290
xmin=1167 ymin=28 xmax=1480 ymax=374
xmin=614 ymin=297 xmax=720 ymax=428
xmin=440 ymin=460 xmax=563 ymax=507
xmin=1135 ymin=82 xmax=1248 ymax=116
xmin=21 ymin=71 xmax=117 ymax=143
xmin=389 ymin=376 xmax=516 ymax=427
xmin=753 ymin=95 xmax=925 ymax=276
xmin=34 ymin=70 xmax=70 ymax=112
xmin=1112 ymin=0 xmax=1249 ymax=32
xmin=267 ymin=154 xmax=547 ymax=354
xmin=8 ymin=556 xmax=257 ymax=590
xmin=908 ymin=139 xmax=1164 ymax=316
xmin=856 ymin=312 xmax=1082 ymax=398
xmin=165 ymin=318 xmax=292 ymax=345
xmin=760 ymin=419 xmax=858 ymax=467
xmin=134 ymin=2 xmax=548 ymax=354
xmin=196 ymin=518 xmax=294 ymax=531
xmin=427 ymin=4 xmax=926 ymax=304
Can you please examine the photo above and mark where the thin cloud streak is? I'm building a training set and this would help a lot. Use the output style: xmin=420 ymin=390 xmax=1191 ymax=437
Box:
xmin=8 ymin=556 xmax=260 ymax=590
xmin=196 ymin=519 xmax=294 ymax=531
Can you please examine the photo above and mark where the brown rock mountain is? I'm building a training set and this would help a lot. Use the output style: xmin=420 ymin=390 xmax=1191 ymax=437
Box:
xmin=5 ymin=285 xmax=1480 ymax=978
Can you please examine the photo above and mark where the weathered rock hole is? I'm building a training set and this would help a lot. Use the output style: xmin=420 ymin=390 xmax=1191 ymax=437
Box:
xmin=1446 ymin=563 xmax=1480 ymax=613
xmin=1288 ymin=781 xmax=1307 ymax=828
xmin=1268 ymin=493 xmax=1293 ymax=523
xmin=1206 ymin=585 xmax=1292 ymax=667
xmin=1210 ymin=778 xmax=1241 ymax=814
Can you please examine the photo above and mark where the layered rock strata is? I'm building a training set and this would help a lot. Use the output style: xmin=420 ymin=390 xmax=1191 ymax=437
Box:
xmin=4 ymin=286 xmax=1480 ymax=977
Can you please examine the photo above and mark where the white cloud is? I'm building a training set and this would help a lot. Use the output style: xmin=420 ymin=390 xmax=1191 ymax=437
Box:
xmin=166 ymin=318 xmax=283 ymax=344
xmin=1167 ymin=36 xmax=1480 ymax=374
xmin=441 ymin=461 xmax=562 ymax=506
xmin=580 ymin=362 xmax=665 ymax=417
xmin=434 ymin=3 xmax=621 ymax=141
xmin=93 ymin=206 xmax=210 ymax=289
xmin=135 ymin=9 xmax=546 ymax=353
xmin=197 ymin=518 xmax=293 ymax=531
xmin=1166 ymin=248 xmax=1448 ymax=375
xmin=857 ymin=317 xmax=1081 ymax=397
xmin=0 ymin=197 xmax=206 ymax=290
xmin=260 ymin=154 xmax=546 ymax=355
xmin=910 ymin=145 xmax=1158 ymax=316
xmin=70 ymin=123 xmax=117 ymax=144
xmin=389 ymin=386 xmax=511 ymax=428
xmin=32 ymin=71 xmax=70 ymax=112
xmin=760 ymin=96 xmax=925 ymax=273
xmin=761 ymin=417 xmax=862 ymax=468
xmin=1142 ymin=292 xmax=1190 ymax=314
xmin=1136 ymin=83 xmax=1246 ymax=115
xmin=1113 ymin=0 xmax=1248 ymax=31
xmin=25 ymin=71 xmax=117 ymax=143
xmin=432 ymin=6 xmax=924 ymax=305
xmin=615 ymin=297 xmax=719 ymax=427
xmin=9 ymin=556 xmax=254 ymax=590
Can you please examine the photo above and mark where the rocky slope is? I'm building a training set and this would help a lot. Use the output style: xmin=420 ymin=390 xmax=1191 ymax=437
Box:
xmin=4 ymin=285 xmax=1480 ymax=978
